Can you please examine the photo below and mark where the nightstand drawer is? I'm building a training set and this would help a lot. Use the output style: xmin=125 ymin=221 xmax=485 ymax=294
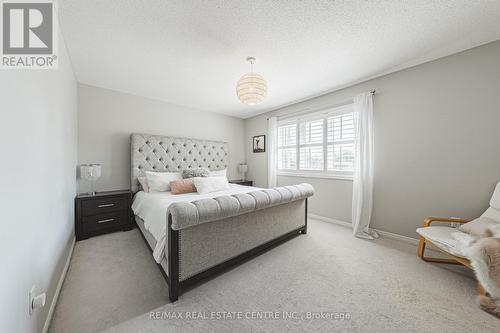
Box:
xmin=81 ymin=196 xmax=128 ymax=216
xmin=82 ymin=211 xmax=128 ymax=234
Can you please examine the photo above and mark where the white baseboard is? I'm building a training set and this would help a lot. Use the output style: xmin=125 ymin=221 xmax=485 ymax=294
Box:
xmin=309 ymin=214 xmax=352 ymax=228
xmin=308 ymin=214 xmax=419 ymax=246
xmin=42 ymin=236 xmax=75 ymax=333
xmin=374 ymin=229 xmax=419 ymax=246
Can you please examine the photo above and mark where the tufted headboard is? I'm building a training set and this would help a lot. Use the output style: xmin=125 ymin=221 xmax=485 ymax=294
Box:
xmin=130 ymin=133 xmax=229 ymax=192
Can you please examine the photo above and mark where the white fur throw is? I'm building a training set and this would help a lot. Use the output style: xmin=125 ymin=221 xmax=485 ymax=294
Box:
xmin=460 ymin=229 xmax=500 ymax=318
xmin=459 ymin=217 xmax=499 ymax=237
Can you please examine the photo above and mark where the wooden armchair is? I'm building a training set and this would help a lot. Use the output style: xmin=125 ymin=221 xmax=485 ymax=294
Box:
xmin=417 ymin=215 xmax=492 ymax=295
xmin=417 ymin=216 xmax=489 ymax=295
xmin=417 ymin=216 xmax=470 ymax=266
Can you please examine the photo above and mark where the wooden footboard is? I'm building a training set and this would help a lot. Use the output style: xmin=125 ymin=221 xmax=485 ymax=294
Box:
xmin=167 ymin=198 xmax=308 ymax=302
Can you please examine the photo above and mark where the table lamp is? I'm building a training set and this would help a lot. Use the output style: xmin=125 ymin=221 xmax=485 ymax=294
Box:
xmin=80 ymin=164 xmax=101 ymax=196
xmin=238 ymin=163 xmax=248 ymax=181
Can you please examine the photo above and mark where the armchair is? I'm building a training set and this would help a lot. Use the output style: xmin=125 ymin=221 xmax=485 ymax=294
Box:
xmin=417 ymin=217 xmax=470 ymax=266
xmin=416 ymin=181 xmax=500 ymax=296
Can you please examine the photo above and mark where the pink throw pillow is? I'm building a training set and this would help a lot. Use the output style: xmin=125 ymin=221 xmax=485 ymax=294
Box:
xmin=170 ymin=179 xmax=196 ymax=195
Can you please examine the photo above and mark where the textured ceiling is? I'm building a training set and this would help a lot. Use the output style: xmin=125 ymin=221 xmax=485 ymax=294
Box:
xmin=58 ymin=0 xmax=500 ymax=118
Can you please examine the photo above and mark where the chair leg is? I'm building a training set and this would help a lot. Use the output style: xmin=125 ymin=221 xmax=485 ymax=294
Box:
xmin=417 ymin=236 xmax=426 ymax=259
xmin=477 ymin=282 xmax=486 ymax=296
xmin=417 ymin=237 xmax=462 ymax=265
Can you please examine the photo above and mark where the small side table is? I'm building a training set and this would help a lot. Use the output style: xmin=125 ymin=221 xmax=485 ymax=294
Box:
xmin=229 ymin=180 xmax=254 ymax=186
xmin=75 ymin=190 xmax=133 ymax=240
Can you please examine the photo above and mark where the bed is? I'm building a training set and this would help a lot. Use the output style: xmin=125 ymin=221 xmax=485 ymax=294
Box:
xmin=130 ymin=133 xmax=314 ymax=301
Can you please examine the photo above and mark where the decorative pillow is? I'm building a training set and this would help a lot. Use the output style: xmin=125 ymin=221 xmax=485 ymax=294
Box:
xmin=170 ymin=179 xmax=197 ymax=195
xmin=182 ymin=168 xmax=210 ymax=179
xmin=137 ymin=175 xmax=149 ymax=193
xmin=193 ymin=176 xmax=229 ymax=195
xmin=490 ymin=181 xmax=500 ymax=210
xmin=209 ymin=169 xmax=227 ymax=178
xmin=145 ymin=171 xmax=182 ymax=192
xmin=459 ymin=217 xmax=500 ymax=237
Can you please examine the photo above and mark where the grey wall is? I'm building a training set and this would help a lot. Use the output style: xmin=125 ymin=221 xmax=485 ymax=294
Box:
xmin=0 ymin=31 xmax=78 ymax=332
xmin=78 ymin=84 xmax=246 ymax=193
xmin=245 ymin=40 xmax=500 ymax=238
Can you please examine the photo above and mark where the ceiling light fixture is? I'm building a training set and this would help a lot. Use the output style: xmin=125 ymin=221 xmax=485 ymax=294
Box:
xmin=236 ymin=57 xmax=267 ymax=106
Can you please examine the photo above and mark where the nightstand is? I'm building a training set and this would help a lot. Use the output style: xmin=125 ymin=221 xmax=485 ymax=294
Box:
xmin=229 ymin=180 xmax=253 ymax=186
xmin=75 ymin=190 xmax=133 ymax=240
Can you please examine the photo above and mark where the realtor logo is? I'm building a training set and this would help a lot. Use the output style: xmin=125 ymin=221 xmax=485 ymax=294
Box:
xmin=1 ymin=1 xmax=58 ymax=69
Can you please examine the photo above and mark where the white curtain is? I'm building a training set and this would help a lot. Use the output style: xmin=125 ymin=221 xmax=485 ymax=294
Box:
xmin=268 ymin=117 xmax=278 ymax=188
xmin=352 ymin=92 xmax=379 ymax=240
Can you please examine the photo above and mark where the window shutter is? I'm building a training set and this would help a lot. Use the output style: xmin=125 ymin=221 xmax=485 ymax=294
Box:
xmin=278 ymin=124 xmax=297 ymax=146
xmin=298 ymin=119 xmax=323 ymax=170
xmin=277 ymin=124 xmax=297 ymax=170
xmin=277 ymin=104 xmax=356 ymax=177
xmin=299 ymin=119 xmax=323 ymax=145
xmin=327 ymin=113 xmax=355 ymax=171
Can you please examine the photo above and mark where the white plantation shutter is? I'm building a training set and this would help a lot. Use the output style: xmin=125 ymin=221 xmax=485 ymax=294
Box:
xmin=277 ymin=104 xmax=356 ymax=178
xmin=299 ymin=119 xmax=323 ymax=145
xmin=327 ymin=113 xmax=356 ymax=171
xmin=277 ymin=124 xmax=297 ymax=170
xmin=278 ymin=124 xmax=296 ymax=146
xmin=299 ymin=119 xmax=323 ymax=170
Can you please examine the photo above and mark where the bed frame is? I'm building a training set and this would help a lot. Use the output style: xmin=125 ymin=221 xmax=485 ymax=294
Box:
xmin=131 ymin=133 xmax=312 ymax=302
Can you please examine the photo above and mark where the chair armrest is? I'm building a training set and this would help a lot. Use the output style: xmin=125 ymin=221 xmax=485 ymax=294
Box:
xmin=422 ymin=217 xmax=470 ymax=227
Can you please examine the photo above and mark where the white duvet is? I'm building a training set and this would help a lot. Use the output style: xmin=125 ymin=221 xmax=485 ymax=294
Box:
xmin=132 ymin=184 xmax=261 ymax=263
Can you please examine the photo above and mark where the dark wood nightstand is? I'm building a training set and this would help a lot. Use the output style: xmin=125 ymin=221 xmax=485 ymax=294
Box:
xmin=75 ymin=190 xmax=133 ymax=241
xmin=229 ymin=180 xmax=253 ymax=186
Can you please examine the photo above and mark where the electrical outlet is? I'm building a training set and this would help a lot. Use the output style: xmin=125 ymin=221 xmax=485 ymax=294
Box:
xmin=29 ymin=286 xmax=35 ymax=315
xmin=29 ymin=285 xmax=46 ymax=315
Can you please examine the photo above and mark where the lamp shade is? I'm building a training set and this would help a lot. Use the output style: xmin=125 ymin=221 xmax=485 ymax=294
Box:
xmin=80 ymin=164 xmax=101 ymax=181
xmin=238 ymin=164 xmax=248 ymax=173
xmin=236 ymin=73 xmax=267 ymax=106
xmin=236 ymin=57 xmax=267 ymax=106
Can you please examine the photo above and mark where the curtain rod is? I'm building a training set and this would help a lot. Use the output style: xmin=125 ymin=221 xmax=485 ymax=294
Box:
xmin=266 ymin=89 xmax=376 ymax=120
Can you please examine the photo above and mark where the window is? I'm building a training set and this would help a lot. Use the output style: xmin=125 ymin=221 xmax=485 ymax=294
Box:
xmin=277 ymin=104 xmax=356 ymax=179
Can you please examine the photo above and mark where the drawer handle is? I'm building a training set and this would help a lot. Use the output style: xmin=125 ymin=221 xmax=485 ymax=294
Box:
xmin=97 ymin=218 xmax=115 ymax=224
xmin=98 ymin=204 xmax=115 ymax=208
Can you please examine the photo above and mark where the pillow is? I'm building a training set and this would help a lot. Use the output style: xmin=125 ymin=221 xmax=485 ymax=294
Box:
xmin=137 ymin=175 xmax=149 ymax=193
xmin=170 ymin=179 xmax=197 ymax=195
xmin=490 ymin=181 xmax=500 ymax=210
xmin=459 ymin=217 xmax=499 ymax=237
xmin=145 ymin=171 xmax=182 ymax=192
xmin=193 ymin=176 xmax=229 ymax=195
xmin=209 ymin=169 xmax=227 ymax=178
xmin=482 ymin=207 xmax=500 ymax=223
xmin=182 ymin=168 xmax=210 ymax=179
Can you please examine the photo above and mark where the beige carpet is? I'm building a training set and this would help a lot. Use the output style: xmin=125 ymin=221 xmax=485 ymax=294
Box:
xmin=50 ymin=220 xmax=498 ymax=333
xmin=49 ymin=229 xmax=169 ymax=333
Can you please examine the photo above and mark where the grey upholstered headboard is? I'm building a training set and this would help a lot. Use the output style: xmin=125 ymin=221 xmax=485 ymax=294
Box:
xmin=130 ymin=133 xmax=229 ymax=192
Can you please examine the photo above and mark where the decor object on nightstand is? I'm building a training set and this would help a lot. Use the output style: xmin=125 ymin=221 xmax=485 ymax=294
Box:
xmin=80 ymin=164 xmax=101 ymax=196
xmin=238 ymin=163 xmax=248 ymax=181
xmin=253 ymin=135 xmax=265 ymax=153
xmin=229 ymin=179 xmax=253 ymax=187
xmin=75 ymin=190 xmax=133 ymax=240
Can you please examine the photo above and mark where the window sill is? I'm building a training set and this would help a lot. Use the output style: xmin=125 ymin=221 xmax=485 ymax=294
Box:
xmin=277 ymin=172 xmax=353 ymax=181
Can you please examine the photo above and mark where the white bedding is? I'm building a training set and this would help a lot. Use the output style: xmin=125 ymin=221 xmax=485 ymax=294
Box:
xmin=132 ymin=184 xmax=261 ymax=263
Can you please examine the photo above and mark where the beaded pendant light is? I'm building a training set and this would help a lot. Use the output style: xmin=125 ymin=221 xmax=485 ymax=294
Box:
xmin=236 ymin=57 xmax=267 ymax=105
